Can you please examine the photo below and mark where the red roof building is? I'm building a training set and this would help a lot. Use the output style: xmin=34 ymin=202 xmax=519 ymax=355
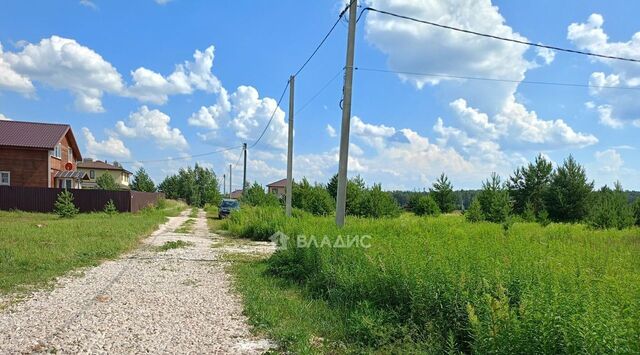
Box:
xmin=0 ymin=120 xmax=86 ymax=188
xmin=266 ymin=178 xmax=287 ymax=197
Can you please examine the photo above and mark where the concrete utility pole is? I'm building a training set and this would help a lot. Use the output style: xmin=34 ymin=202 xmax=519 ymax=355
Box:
xmin=229 ymin=164 xmax=232 ymax=198
xmin=335 ymin=0 xmax=357 ymax=227
xmin=242 ymin=143 xmax=247 ymax=195
xmin=285 ymin=75 xmax=295 ymax=217
xmin=223 ymin=173 xmax=226 ymax=196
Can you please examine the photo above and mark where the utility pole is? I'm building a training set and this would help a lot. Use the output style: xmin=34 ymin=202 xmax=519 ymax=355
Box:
xmin=229 ymin=164 xmax=232 ymax=198
xmin=242 ymin=143 xmax=247 ymax=195
xmin=285 ymin=75 xmax=295 ymax=217
xmin=335 ymin=0 xmax=357 ymax=227
xmin=223 ymin=173 xmax=226 ymax=196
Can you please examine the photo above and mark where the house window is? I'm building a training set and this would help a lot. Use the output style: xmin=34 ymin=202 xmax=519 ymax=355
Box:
xmin=90 ymin=170 xmax=95 ymax=179
xmin=0 ymin=171 xmax=9 ymax=186
xmin=68 ymin=148 xmax=73 ymax=162
xmin=52 ymin=143 xmax=62 ymax=159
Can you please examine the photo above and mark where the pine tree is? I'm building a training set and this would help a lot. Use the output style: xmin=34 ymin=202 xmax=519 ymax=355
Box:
xmin=54 ymin=190 xmax=79 ymax=218
xmin=104 ymin=199 xmax=117 ymax=215
xmin=465 ymin=198 xmax=484 ymax=222
xmin=96 ymin=173 xmax=119 ymax=190
xmin=327 ymin=173 xmax=338 ymax=200
xmin=633 ymin=198 xmax=640 ymax=226
xmin=131 ymin=167 xmax=156 ymax=192
xmin=507 ymin=154 xmax=552 ymax=216
xmin=546 ymin=155 xmax=593 ymax=222
xmin=430 ymin=173 xmax=457 ymax=213
xmin=477 ymin=173 xmax=511 ymax=223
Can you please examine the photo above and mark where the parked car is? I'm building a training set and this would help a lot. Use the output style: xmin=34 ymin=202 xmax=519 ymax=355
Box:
xmin=218 ymin=198 xmax=240 ymax=219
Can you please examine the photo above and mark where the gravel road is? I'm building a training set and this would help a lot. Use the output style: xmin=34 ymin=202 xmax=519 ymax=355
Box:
xmin=0 ymin=209 xmax=274 ymax=354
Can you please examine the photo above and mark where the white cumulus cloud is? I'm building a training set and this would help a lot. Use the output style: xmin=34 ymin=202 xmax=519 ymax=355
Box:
xmin=189 ymin=85 xmax=287 ymax=150
xmin=1 ymin=36 xmax=124 ymax=112
xmin=326 ymin=124 xmax=337 ymax=137
xmin=127 ymin=46 xmax=221 ymax=104
xmin=568 ymin=14 xmax=640 ymax=127
xmin=82 ymin=127 xmax=131 ymax=159
xmin=116 ymin=106 xmax=188 ymax=150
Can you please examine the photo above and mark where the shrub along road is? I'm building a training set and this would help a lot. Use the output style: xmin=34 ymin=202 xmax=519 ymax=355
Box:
xmin=0 ymin=209 xmax=272 ymax=354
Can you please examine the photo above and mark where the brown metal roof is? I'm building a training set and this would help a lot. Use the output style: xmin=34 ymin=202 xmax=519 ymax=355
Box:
xmin=267 ymin=178 xmax=287 ymax=187
xmin=0 ymin=120 xmax=82 ymax=160
xmin=77 ymin=160 xmax=132 ymax=174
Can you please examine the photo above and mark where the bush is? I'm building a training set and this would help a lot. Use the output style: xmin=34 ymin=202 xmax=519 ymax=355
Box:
xmin=103 ymin=199 xmax=117 ymax=215
xmin=242 ymin=182 xmax=281 ymax=207
xmin=292 ymin=178 xmax=334 ymax=216
xmin=413 ymin=195 xmax=440 ymax=216
xmin=224 ymin=206 xmax=289 ymax=241
xmin=634 ymin=198 xmax=640 ymax=226
xmin=465 ymin=198 xmax=483 ymax=222
xmin=587 ymin=184 xmax=635 ymax=230
xmin=537 ymin=209 xmax=551 ymax=227
xmin=54 ymin=190 xmax=79 ymax=218
xmin=351 ymin=184 xmax=401 ymax=218
xmin=521 ymin=201 xmax=536 ymax=222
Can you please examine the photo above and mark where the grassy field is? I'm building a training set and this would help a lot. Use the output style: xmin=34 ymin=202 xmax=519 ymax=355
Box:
xmin=0 ymin=200 xmax=185 ymax=294
xmin=224 ymin=207 xmax=640 ymax=354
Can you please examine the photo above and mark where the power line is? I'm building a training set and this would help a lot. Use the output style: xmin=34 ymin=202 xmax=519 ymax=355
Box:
xmin=293 ymin=0 xmax=354 ymax=77
xmin=231 ymin=145 xmax=244 ymax=168
xmin=118 ymin=145 xmax=243 ymax=165
xmin=248 ymin=80 xmax=290 ymax=149
xmin=296 ymin=68 xmax=345 ymax=115
xmin=355 ymin=67 xmax=640 ymax=90
xmin=363 ymin=7 xmax=640 ymax=63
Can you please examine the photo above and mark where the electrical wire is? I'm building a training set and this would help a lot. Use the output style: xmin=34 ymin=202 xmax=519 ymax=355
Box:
xmin=295 ymin=68 xmax=345 ymax=115
xmin=355 ymin=67 xmax=640 ymax=90
xmin=248 ymin=80 xmax=290 ymax=149
xmin=118 ymin=145 xmax=243 ymax=165
xmin=363 ymin=7 xmax=640 ymax=63
xmin=293 ymin=0 xmax=354 ymax=77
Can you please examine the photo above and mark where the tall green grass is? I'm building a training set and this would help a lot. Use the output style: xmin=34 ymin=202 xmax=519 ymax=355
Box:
xmin=225 ymin=208 xmax=640 ymax=353
xmin=0 ymin=200 xmax=185 ymax=293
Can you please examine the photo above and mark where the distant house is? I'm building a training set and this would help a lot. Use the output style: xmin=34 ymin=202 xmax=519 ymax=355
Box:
xmin=0 ymin=120 xmax=86 ymax=188
xmin=77 ymin=159 xmax=132 ymax=189
xmin=266 ymin=178 xmax=287 ymax=197
xmin=229 ymin=189 xmax=243 ymax=199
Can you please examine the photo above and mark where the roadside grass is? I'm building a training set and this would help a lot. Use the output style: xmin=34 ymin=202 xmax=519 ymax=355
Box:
xmin=189 ymin=207 xmax=199 ymax=218
xmin=174 ymin=218 xmax=196 ymax=234
xmin=0 ymin=200 xmax=185 ymax=294
xmin=156 ymin=240 xmax=193 ymax=252
xmin=229 ymin=255 xmax=350 ymax=354
xmin=204 ymin=204 xmax=225 ymax=233
xmin=225 ymin=206 xmax=640 ymax=354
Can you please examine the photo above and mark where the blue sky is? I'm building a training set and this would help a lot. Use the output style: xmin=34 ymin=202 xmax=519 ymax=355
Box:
xmin=1 ymin=0 xmax=639 ymax=190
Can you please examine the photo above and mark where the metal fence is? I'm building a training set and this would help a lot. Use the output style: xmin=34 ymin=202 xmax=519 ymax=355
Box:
xmin=0 ymin=186 xmax=164 ymax=213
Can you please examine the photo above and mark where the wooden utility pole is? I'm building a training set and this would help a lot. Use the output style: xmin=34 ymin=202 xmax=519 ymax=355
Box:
xmin=335 ymin=0 xmax=357 ymax=227
xmin=223 ymin=173 xmax=226 ymax=196
xmin=242 ymin=143 xmax=247 ymax=195
xmin=285 ymin=75 xmax=295 ymax=217
xmin=229 ymin=164 xmax=232 ymax=198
